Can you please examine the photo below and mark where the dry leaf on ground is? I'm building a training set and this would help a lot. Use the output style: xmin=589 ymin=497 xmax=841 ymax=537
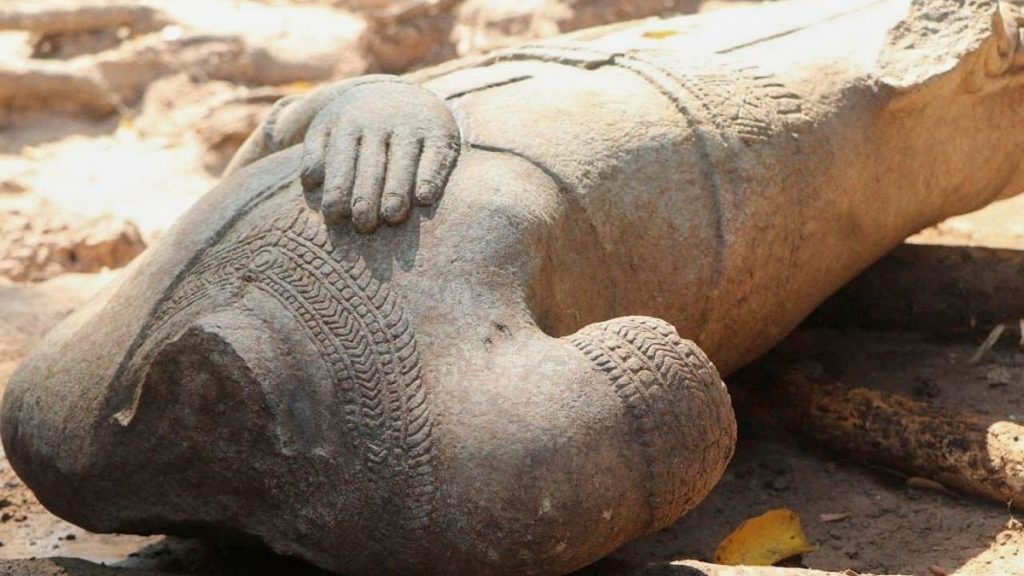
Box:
xmin=714 ymin=508 xmax=818 ymax=566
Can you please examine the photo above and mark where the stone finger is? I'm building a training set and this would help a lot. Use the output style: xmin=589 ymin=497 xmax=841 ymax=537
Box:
xmin=321 ymin=131 xmax=359 ymax=225
xmin=351 ymin=132 xmax=388 ymax=233
xmin=414 ymin=136 xmax=459 ymax=206
xmin=300 ymin=120 xmax=330 ymax=193
xmin=381 ymin=137 xmax=422 ymax=225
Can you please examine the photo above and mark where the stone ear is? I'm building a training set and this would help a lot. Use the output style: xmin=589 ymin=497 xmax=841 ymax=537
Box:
xmin=985 ymin=2 xmax=1024 ymax=76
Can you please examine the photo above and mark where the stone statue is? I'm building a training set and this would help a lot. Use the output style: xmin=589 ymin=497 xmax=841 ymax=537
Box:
xmin=3 ymin=0 xmax=1023 ymax=574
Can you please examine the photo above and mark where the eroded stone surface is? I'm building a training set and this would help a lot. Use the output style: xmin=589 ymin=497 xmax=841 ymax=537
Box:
xmin=4 ymin=0 xmax=1024 ymax=574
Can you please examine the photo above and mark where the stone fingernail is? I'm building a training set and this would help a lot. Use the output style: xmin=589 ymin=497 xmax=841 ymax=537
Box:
xmin=417 ymin=183 xmax=438 ymax=205
xmin=300 ymin=165 xmax=323 ymax=190
xmin=352 ymin=200 xmax=376 ymax=231
xmin=382 ymin=196 xmax=401 ymax=219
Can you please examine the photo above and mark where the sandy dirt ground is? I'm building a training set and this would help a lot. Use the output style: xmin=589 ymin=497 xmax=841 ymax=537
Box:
xmin=0 ymin=0 xmax=1023 ymax=575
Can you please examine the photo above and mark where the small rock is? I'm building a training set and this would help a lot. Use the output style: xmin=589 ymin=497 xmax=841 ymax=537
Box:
xmin=0 ymin=206 xmax=146 ymax=281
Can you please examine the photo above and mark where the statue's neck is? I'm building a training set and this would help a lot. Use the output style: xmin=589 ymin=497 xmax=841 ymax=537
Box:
xmin=872 ymin=81 xmax=1023 ymax=234
xmin=779 ymin=71 xmax=1021 ymax=257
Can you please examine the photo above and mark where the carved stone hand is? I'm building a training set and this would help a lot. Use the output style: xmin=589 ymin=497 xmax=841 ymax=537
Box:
xmin=298 ymin=82 xmax=460 ymax=232
xmin=226 ymin=78 xmax=461 ymax=233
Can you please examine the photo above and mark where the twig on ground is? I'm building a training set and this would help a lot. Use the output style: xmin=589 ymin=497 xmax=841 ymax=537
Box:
xmin=969 ymin=323 xmax=1008 ymax=365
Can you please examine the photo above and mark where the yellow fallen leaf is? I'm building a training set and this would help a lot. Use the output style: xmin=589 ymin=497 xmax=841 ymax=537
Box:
xmin=642 ymin=29 xmax=679 ymax=39
xmin=279 ymin=81 xmax=315 ymax=93
xmin=714 ymin=508 xmax=818 ymax=566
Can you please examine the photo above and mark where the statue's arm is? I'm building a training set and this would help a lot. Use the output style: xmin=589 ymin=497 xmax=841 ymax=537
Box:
xmin=224 ymin=76 xmax=460 ymax=233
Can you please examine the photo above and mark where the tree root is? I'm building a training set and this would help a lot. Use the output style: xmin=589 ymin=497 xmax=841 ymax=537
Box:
xmin=732 ymin=367 xmax=1024 ymax=509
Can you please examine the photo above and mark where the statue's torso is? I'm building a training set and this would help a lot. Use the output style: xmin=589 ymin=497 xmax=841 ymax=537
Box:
xmin=414 ymin=34 xmax=887 ymax=370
